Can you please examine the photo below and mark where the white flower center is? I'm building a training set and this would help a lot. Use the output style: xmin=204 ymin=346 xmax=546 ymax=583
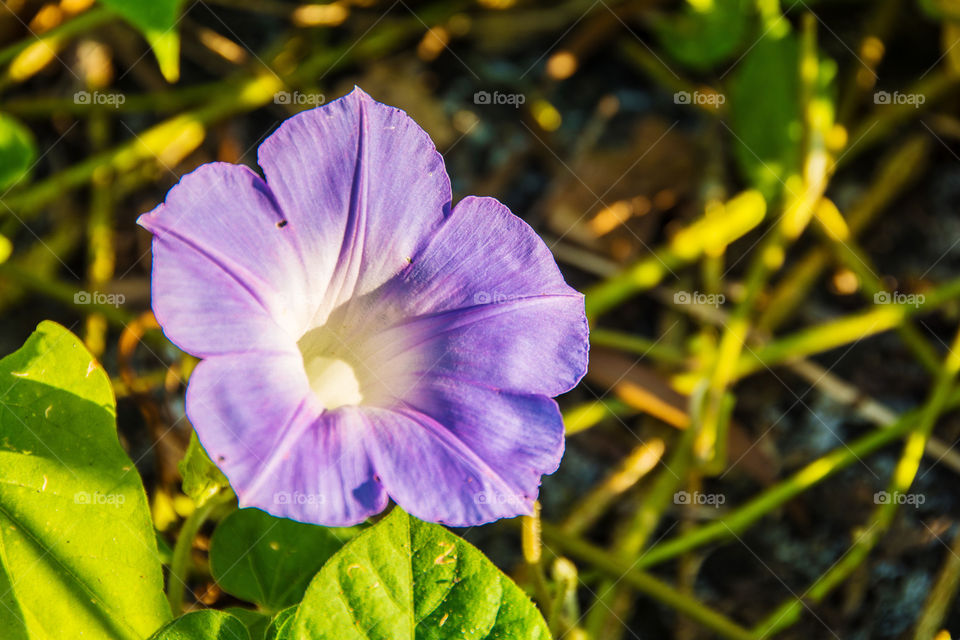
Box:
xmin=295 ymin=301 xmax=423 ymax=412
xmin=302 ymin=355 xmax=363 ymax=410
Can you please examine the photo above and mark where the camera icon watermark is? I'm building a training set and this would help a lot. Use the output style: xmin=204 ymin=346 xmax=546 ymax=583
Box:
xmin=874 ymin=490 xmax=924 ymax=507
xmin=873 ymin=291 xmax=924 ymax=308
xmin=674 ymin=490 xmax=725 ymax=507
xmin=674 ymin=90 xmax=725 ymax=108
xmin=274 ymin=91 xmax=326 ymax=106
xmin=673 ymin=290 xmax=725 ymax=307
xmin=473 ymin=90 xmax=526 ymax=108
xmin=74 ymin=290 xmax=125 ymax=308
xmin=74 ymin=90 xmax=126 ymax=108
xmin=874 ymin=91 xmax=925 ymax=108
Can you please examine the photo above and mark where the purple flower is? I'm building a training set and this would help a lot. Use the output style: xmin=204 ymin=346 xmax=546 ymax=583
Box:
xmin=139 ymin=88 xmax=588 ymax=526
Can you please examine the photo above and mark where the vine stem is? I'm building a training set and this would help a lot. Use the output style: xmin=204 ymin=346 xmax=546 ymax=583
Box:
xmin=0 ymin=7 xmax=114 ymax=67
xmin=636 ymin=384 xmax=960 ymax=569
xmin=540 ymin=522 xmax=754 ymax=640
xmin=752 ymin=323 xmax=960 ymax=638
xmin=167 ymin=495 xmax=229 ymax=615
xmin=544 ymin=384 xmax=960 ymax=574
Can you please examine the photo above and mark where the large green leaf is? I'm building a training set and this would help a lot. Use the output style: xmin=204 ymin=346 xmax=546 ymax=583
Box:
xmin=210 ymin=508 xmax=356 ymax=611
xmin=292 ymin=508 xmax=551 ymax=640
xmin=0 ymin=112 xmax=36 ymax=191
xmin=727 ymin=30 xmax=801 ymax=200
xmin=0 ymin=321 xmax=170 ymax=639
xmin=653 ymin=0 xmax=752 ymax=70
xmin=97 ymin=0 xmax=184 ymax=82
xmin=148 ymin=610 xmax=249 ymax=640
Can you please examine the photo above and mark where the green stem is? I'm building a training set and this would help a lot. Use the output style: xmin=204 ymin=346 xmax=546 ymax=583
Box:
xmin=912 ymin=525 xmax=960 ymax=640
xmin=584 ymin=190 xmax=766 ymax=320
xmin=558 ymin=385 xmax=960 ymax=572
xmin=753 ymin=325 xmax=960 ymax=638
xmin=589 ymin=328 xmax=687 ymax=365
xmin=542 ymin=522 xmax=754 ymax=640
xmin=759 ymin=135 xmax=930 ymax=333
xmin=825 ymin=229 xmax=941 ymax=373
xmin=562 ymin=398 xmax=633 ymax=435
xmin=0 ymin=262 xmax=133 ymax=325
xmin=0 ymin=8 xmax=114 ymax=66
xmin=1 ymin=3 xmax=464 ymax=221
xmin=737 ymin=276 xmax=960 ymax=378
xmin=585 ymin=420 xmax=699 ymax=636
xmin=3 ymin=83 xmax=221 ymax=118
xmin=167 ymin=497 xmax=222 ymax=615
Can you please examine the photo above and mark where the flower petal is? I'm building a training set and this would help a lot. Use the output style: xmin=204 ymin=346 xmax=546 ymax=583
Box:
xmin=370 ymin=195 xmax=589 ymax=397
xmin=367 ymin=295 xmax=587 ymax=399
xmin=256 ymin=87 xmax=451 ymax=322
xmin=363 ymin=378 xmax=564 ymax=526
xmin=138 ymin=162 xmax=312 ymax=356
xmin=186 ymin=352 xmax=386 ymax=526
xmin=393 ymin=195 xmax=579 ymax=314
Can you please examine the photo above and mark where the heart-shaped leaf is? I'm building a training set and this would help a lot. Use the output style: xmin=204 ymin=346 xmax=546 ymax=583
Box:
xmin=293 ymin=508 xmax=551 ymax=639
xmin=0 ymin=321 xmax=170 ymax=639
xmin=210 ymin=507 xmax=356 ymax=611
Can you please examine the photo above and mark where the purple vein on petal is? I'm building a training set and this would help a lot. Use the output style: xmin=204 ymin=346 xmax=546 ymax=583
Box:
xmin=367 ymin=293 xmax=583 ymax=363
xmin=327 ymin=96 xmax=371 ymax=314
xmin=239 ymin=397 xmax=315 ymax=502
xmin=141 ymin=216 xmax=278 ymax=319
xmin=393 ymin=404 xmax=530 ymax=501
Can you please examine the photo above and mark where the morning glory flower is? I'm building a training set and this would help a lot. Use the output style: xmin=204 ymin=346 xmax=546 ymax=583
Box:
xmin=139 ymin=88 xmax=588 ymax=527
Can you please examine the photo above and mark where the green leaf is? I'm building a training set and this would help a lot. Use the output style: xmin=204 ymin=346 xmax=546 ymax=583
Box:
xmin=148 ymin=610 xmax=250 ymax=640
xmin=97 ymin=0 xmax=184 ymax=82
xmin=0 ymin=321 xmax=170 ymax=639
xmin=727 ymin=30 xmax=801 ymax=200
xmin=224 ymin=608 xmax=269 ymax=640
xmin=180 ymin=431 xmax=231 ymax=507
xmin=653 ymin=0 xmax=752 ymax=70
xmin=210 ymin=508 xmax=356 ymax=611
xmin=293 ymin=508 xmax=551 ymax=640
xmin=0 ymin=113 xmax=36 ymax=191
xmin=920 ymin=0 xmax=960 ymax=21
xmin=264 ymin=607 xmax=297 ymax=640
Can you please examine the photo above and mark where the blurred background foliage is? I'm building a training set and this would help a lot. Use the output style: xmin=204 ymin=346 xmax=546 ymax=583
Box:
xmin=4 ymin=0 xmax=960 ymax=638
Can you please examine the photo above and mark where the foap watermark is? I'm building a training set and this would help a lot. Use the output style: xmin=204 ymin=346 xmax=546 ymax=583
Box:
xmin=74 ymin=290 xmax=125 ymax=308
xmin=874 ymin=291 xmax=924 ymax=307
xmin=674 ymin=90 xmax=725 ymax=108
xmin=674 ymin=490 xmax=725 ymax=507
xmin=475 ymin=490 xmax=528 ymax=506
xmin=673 ymin=290 xmax=725 ymax=307
xmin=874 ymin=90 xmax=925 ymax=108
xmin=274 ymin=91 xmax=326 ymax=106
xmin=473 ymin=90 xmax=525 ymax=108
xmin=274 ymin=491 xmax=325 ymax=505
xmin=74 ymin=90 xmax=126 ymax=108
xmin=74 ymin=491 xmax=125 ymax=506
xmin=874 ymin=490 xmax=925 ymax=507
xmin=473 ymin=291 xmax=521 ymax=305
